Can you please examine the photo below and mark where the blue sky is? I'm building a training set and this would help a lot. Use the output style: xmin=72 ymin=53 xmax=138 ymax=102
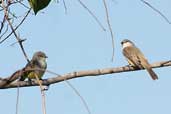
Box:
xmin=0 ymin=0 xmax=171 ymax=114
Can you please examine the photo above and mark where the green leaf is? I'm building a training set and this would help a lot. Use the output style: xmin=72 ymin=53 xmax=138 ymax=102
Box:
xmin=28 ymin=0 xmax=51 ymax=15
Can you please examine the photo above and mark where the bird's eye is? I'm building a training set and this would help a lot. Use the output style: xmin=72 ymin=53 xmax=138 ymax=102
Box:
xmin=39 ymin=55 xmax=43 ymax=57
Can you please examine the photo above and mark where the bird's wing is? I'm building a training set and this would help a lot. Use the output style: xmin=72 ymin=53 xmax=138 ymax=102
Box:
xmin=20 ymin=61 xmax=34 ymax=81
xmin=123 ymin=46 xmax=144 ymax=69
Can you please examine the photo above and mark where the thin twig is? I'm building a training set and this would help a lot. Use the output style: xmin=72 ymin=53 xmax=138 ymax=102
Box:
xmin=141 ymin=0 xmax=171 ymax=24
xmin=10 ymin=38 xmax=26 ymax=46
xmin=66 ymin=81 xmax=91 ymax=114
xmin=62 ymin=0 xmax=67 ymax=14
xmin=15 ymin=86 xmax=20 ymax=114
xmin=0 ymin=16 xmax=6 ymax=34
xmin=15 ymin=70 xmax=22 ymax=114
xmin=77 ymin=0 xmax=106 ymax=31
xmin=35 ymin=74 xmax=47 ymax=114
xmin=16 ymin=0 xmax=30 ymax=9
xmin=0 ymin=24 xmax=8 ymax=39
xmin=103 ymin=0 xmax=115 ymax=61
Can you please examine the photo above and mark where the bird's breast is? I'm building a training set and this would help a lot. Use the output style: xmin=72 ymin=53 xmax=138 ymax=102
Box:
xmin=38 ymin=59 xmax=47 ymax=68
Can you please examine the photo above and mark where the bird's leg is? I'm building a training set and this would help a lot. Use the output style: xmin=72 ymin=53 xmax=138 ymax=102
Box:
xmin=28 ymin=78 xmax=32 ymax=84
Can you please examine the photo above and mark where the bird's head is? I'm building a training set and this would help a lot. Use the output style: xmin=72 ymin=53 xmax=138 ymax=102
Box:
xmin=32 ymin=51 xmax=48 ymax=62
xmin=121 ymin=39 xmax=135 ymax=48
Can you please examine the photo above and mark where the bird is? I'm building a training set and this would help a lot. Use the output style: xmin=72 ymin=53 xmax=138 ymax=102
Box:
xmin=0 ymin=51 xmax=47 ymax=87
xmin=20 ymin=51 xmax=48 ymax=81
xmin=121 ymin=39 xmax=158 ymax=80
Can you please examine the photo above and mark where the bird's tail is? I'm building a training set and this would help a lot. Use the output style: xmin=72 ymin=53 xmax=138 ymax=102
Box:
xmin=145 ymin=67 xmax=158 ymax=80
xmin=140 ymin=58 xmax=158 ymax=80
xmin=0 ymin=70 xmax=22 ymax=87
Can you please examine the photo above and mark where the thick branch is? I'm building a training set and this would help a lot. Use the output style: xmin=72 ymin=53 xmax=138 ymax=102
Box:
xmin=0 ymin=60 xmax=170 ymax=89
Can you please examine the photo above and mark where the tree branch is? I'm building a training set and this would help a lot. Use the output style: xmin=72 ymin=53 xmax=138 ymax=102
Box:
xmin=140 ymin=0 xmax=171 ymax=24
xmin=0 ymin=60 xmax=170 ymax=89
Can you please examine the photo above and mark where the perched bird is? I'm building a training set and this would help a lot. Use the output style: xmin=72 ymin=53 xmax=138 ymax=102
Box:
xmin=121 ymin=39 xmax=158 ymax=80
xmin=0 ymin=51 xmax=47 ymax=87
xmin=20 ymin=51 xmax=48 ymax=81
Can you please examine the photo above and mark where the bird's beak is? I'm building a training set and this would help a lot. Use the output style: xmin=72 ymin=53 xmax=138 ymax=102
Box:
xmin=45 ymin=55 xmax=48 ymax=58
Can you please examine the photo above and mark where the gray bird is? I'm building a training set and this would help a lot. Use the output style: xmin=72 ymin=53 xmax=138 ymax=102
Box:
xmin=0 ymin=51 xmax=47 ymax=87
xmin=20 ymin=51 xmax=48 ymax=81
